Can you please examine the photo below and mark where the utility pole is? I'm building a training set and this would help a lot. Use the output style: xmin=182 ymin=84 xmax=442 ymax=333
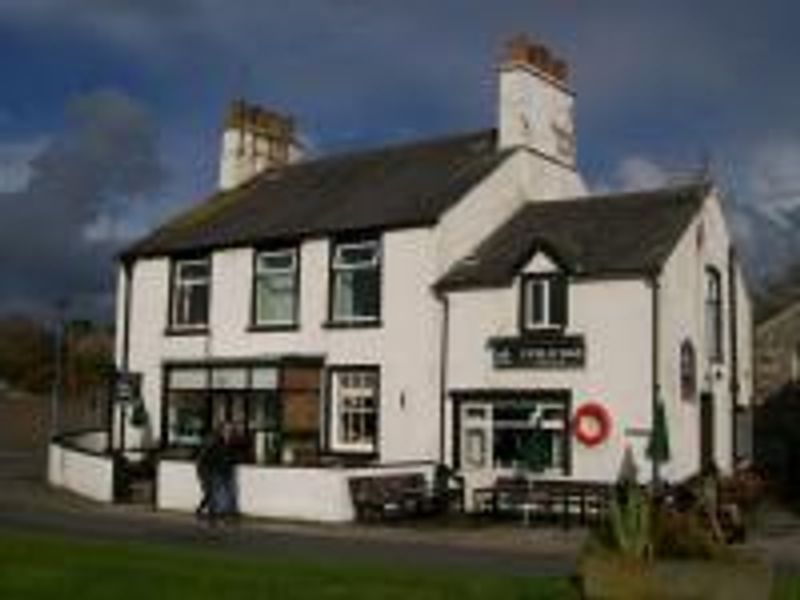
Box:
xmin=50 ymin=299 xmax=68 ymax=438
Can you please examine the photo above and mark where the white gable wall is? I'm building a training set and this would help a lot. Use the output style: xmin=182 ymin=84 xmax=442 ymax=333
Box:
xmin=435 ymin=149 xmax=586 ymax=275
xmin=656 ymin=190 xmax=753 ymax=479
xmin=445 ymin=276 xmax=653 ymax=491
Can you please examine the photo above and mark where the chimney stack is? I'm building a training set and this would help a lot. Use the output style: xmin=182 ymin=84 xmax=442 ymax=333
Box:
xmin=218 ymin=100 xmax=303 ymax=191
xmin=498 ymin=35 xmax=576 ymax=165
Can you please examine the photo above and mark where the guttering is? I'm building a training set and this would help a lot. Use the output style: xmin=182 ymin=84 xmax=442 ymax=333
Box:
xmin=435 ymin=291 xmax=450 ymax=465
xmin=649 ymin=272 xmax=661 ymax=486
xmin=728 ymin=246 xmax=740 ymax=465
xmin=114 ymin=259 xmax=134 ymax=454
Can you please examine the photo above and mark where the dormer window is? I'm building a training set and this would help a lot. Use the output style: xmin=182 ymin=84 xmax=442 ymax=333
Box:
xmin=253 ymin=247 xmax=299 ymax=328
xmin=521 ymin=274 xmax=567 ymax=332
xmin=329 ymin=237 xmax=381 ymax=325
xmin=170 ymin=257 xmax=210 ymax=331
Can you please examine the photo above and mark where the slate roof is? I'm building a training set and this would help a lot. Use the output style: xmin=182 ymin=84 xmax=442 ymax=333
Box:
xmin=123 ymin=129 xmax=509 ymax=259
xmin=437 ymin=183 xmax=709 ymax=290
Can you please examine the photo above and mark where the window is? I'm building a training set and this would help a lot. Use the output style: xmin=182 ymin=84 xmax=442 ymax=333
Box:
xmin=330 ymin=238 xmax=381 ymax=324
xmin=680 ymin=340 xmax=697 ymax=401
xmin=170 ymin=257 xmax=210 ymax=330
xmin=329 ymin=368 xmax=378 ymax=453
xmin=460 ymin=398 xmax=568 ymax=474
xmin=522 ymin=275 xmax=567 ymax=331
xmin=253 ymin=248 xmax=299 ymax=327
xmin=705 ymin=267 xmax=723 ymax=362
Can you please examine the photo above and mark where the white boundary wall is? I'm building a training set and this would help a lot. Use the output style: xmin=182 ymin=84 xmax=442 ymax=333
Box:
xmin=48 ymin=431 xmax=114 ymax=503
xmin=157 ymin=460 xmax=435 ymax=523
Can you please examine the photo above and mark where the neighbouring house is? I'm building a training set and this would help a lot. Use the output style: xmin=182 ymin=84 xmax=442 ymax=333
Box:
xmin=49 ymin=35 xmax=754 ymax=520
xmin=754 ymin=286 xmax=800 ymax=403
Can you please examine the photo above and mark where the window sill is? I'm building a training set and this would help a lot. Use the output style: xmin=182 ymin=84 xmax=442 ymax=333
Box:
xmin=323 ymin=319 xmax=382 ymax=330
xmin=247 ymin=323 xmax=300 ymax=333
xmin=520 ymin=326 xmax=566 ymax=337
xmin=326 ymin=447 xmax=378 ymax=458
xmin=164 ymin=326 xmax=209 ymax=337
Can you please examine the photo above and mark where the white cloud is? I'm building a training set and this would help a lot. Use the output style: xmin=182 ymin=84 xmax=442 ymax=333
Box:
xmin=742 ymin=139 xmax=800 ymax=216
xmin=614 ymin=157 xmax=669 ymax=191
xmin=0 ymin=137 xmax=47 ymax=193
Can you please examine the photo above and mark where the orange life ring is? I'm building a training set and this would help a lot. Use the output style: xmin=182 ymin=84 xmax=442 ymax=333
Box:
xmin=573 ymin=402 xmax=612 ymax=447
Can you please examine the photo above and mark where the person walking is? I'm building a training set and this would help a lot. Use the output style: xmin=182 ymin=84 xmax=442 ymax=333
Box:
xmin=195 ymin=430 xmax=225 ymax=525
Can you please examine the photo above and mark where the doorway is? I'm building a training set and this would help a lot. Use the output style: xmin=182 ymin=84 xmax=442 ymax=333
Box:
xmin=700 ymin=392 xmax=715 ymax=471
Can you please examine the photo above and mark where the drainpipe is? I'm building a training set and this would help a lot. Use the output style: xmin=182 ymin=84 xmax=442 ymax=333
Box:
xmin=435 ymin=291 xmax=450 ymax=466
xmin=728 ymin=246 xmax=740 ymax=466
xmin=116 ymin=260 xmax=134 ymax=453
xmin=650 ymin=274 xmax=661 ymax=487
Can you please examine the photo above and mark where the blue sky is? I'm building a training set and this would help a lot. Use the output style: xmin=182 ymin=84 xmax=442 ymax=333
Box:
xmin=1 ymin=1 xmax=799 ymax=318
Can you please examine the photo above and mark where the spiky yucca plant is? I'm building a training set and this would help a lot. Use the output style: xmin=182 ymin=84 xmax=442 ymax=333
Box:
xmin=608 ymin=483 xmax=653 ymax=561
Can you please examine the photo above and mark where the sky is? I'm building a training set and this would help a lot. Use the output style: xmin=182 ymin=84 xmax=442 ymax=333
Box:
xmin=1 ymin=0 xmax=799 ymax=320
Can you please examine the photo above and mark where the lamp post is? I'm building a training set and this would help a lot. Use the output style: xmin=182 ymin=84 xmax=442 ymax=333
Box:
xmin=50 ymin=299 xmax=68 ymax=438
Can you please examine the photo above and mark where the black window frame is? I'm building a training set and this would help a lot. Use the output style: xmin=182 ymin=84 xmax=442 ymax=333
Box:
xmin=167 ymin=255 xmax=211 ymax=335
xmin=326 ymin=234 xmax=382 ymax=328
xmin=519 ymin=273 xmax=568 ymax=334
xmin=680 ymin=339 xmax=697 ymax=401
xmin=250 ymin=244 xmax=301 ymax=332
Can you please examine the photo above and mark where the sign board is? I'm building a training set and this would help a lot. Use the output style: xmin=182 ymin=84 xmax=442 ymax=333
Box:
xmin=489 ymin=334 xmax=586 ymax=369
xmin=115 ymin=372 xmax=142 ymax=404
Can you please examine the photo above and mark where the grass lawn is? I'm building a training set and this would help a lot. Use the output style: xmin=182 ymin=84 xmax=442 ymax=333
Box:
xmin=0 ymin=530 xmax=577 ymax=599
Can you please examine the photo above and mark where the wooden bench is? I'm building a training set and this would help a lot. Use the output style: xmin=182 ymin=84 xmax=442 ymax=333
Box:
xmin=474 ymin=477 xmax=612 ymax=528
xmin=348 ymin=473 xmax=429 ymax=522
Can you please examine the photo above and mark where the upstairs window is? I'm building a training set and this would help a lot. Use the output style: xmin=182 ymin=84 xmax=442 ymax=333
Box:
xmin=170 ymin=257 xmax=210 ymax=330
xmin=253 ymin=248 xmax=299 ymax=327
xmin=330 ymin=238 xmax=381 ymax=324
xmin=705 ymin=267 xmax=723 ymax=363
xmin=522 ymin=274 xmax=568 ymax=331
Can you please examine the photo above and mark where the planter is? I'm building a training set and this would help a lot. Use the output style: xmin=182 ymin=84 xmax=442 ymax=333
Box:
xmin=579 ymin=550 xmax=772 ymax=600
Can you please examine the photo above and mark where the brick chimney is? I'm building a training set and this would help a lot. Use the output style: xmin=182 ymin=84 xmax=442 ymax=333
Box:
xmin=218 ymin=100 xmax=303 ymax=190
xmin=498 ymin=35 xmax=576 ymax=166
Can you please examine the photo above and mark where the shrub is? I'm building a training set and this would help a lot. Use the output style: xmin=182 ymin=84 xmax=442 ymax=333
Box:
xmin=652 ymin=504 xmax=721 ymax=560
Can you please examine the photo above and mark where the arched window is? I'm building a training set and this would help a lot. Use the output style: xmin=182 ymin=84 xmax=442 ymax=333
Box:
xmin=680 ymin=340 xmax=697 ymax=401
xmin=705 ymin=267 xmax=724 ymax=362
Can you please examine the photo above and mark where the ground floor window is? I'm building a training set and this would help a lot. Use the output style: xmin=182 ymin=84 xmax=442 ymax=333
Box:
xmin=163 ymin=363 xmax=321 ymax=466
xmin=328 ymin=367 xmax=379 ymax=454
xmin=459 ymin=394 xmax=569 ymax=475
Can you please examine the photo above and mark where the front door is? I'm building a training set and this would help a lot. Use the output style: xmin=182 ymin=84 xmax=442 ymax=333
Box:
xmin=700 ymin=392 xmax=715 ymax=471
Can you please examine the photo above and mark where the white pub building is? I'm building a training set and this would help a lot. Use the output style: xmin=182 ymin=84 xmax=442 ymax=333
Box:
xmin=49 ymin=36 xmax=754 ymax=521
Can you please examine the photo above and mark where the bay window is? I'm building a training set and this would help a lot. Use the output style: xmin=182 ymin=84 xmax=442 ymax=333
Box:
xmin=330 ymin=238 xmax=381 ymax=324
xmin=253 ymin=247 xmax=299 ymax=328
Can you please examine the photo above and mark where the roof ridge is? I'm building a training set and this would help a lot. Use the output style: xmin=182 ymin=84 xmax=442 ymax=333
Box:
xmin=246 ymin=127 xmax=498 ymax=182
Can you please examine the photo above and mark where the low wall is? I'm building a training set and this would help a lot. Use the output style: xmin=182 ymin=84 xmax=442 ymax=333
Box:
xmin=157 ymin=460 xmax=435 ymax=523
xmin=48 ymin=430 xmax=114 ymax=503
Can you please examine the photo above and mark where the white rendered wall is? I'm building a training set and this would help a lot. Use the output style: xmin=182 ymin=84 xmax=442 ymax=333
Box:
xmin=445 ymin=273 xmax=653 ymax=492
xmin=48 ymin=439 xmax=114 ymax=503
xmin=120 ymin=227 xmax=443 ymax=464
xmin=657 ymin=190 xmax=754 ymax=479
xmin=498 ymin=64 xmax=576 ymax=167
xmin=156 ymin=460 xmax=434 ymax=522
xmin=436 ymin=150 xmax=586 ymax=275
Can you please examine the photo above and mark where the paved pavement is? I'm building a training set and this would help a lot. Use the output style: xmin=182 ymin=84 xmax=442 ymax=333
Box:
xmin=0 ymin=450 xmax=581 ymax=577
